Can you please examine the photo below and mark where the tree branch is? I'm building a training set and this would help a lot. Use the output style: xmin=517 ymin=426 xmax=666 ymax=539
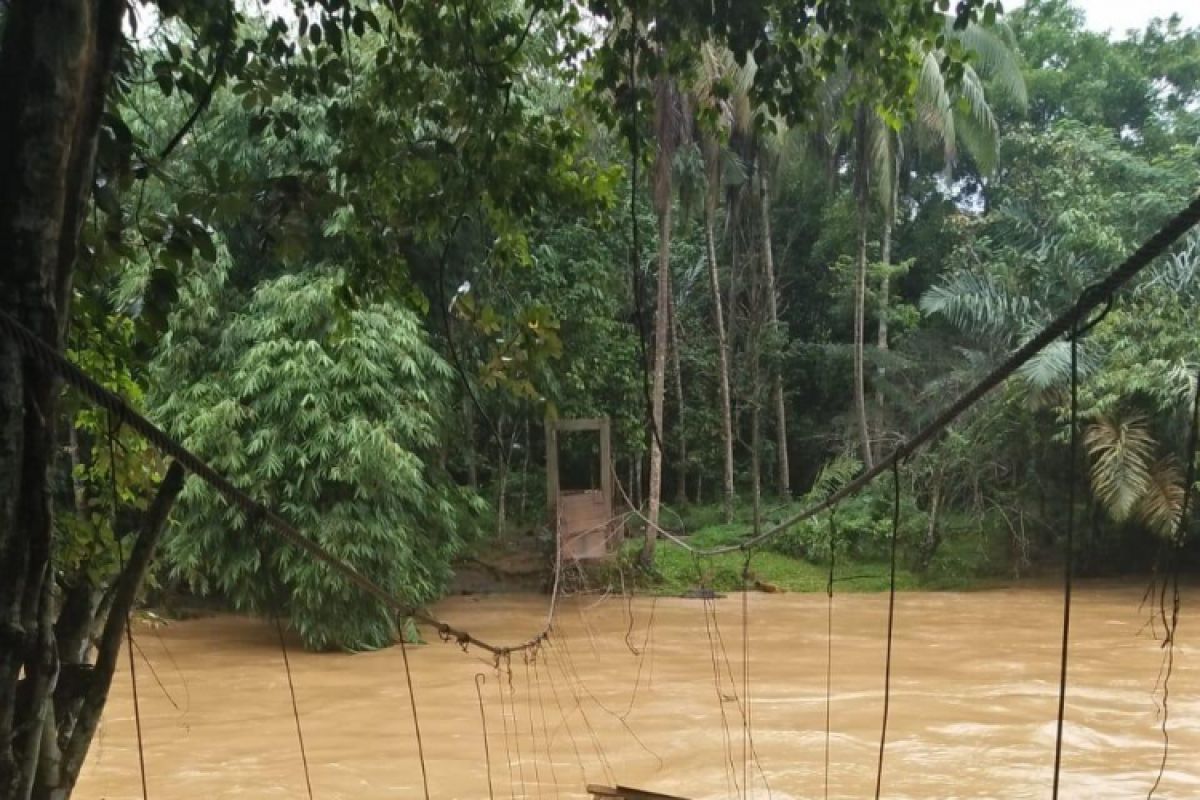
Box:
xmin=156 ymin=1 xmax=234 ymax=164
xmin=57 ymin=461 xmax=186 ymax=791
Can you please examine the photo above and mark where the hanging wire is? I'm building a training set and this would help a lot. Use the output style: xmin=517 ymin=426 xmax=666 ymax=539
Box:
xmin=496 ymin=660 xmax=519 ymax=800
xmin=824 ymin=508 xmax=839 ymax=800
xmin=540 ymin=645 xmax=588 ymax=789
xmin=531 ymin=654 xmax=562 ymax=799
xmin=476 ymin=674 xmax=497 ymax=800
xmin=271 ymin=608 xmax=315 ymax=800
xmin=522 ymin=655 xmax=544 ymax=797
xmin=1147 ymin=364 xmax=1200 ymax=798
xmin=874 ymin=459 xmax=902 ymax=799
xmin=700 ymin=587 xmax=741 ymax=800
xmin=1051 ymin=318 xmax=1086 ymax=798
xmin=545 ymin=639 xmax=614 ymax=787
xmin=251 ymin=528 xmax=316 ymax=800
xmin=398 ymin=621 xmax=432 ymax=800
xmin=742 ymin=551 xmax=752 ymax=800
xmin=619 ymin=595 xmax=658 ymax=720
xmin=106 ymin=413 xmax=150 ymax=800
xmin=506 ymin=656 xmax=529 ymax=799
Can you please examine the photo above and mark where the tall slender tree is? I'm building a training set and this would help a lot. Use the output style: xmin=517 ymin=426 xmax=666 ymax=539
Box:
xmin=643 ymin=74 xmax=686 ymax=567
xmin=758 ymin=148 xmax=790 ymax=495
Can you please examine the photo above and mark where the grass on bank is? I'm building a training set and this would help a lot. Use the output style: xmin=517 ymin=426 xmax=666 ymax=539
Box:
xmin=621 ymin=497 xmax=1012 ymax=596
xmin=633 ymin=521 xmax=921 ymax=595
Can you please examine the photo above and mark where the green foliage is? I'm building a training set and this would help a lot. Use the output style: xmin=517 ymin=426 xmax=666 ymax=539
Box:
xmin=52 ymin=0 xmax=1200 ymax=657
xmin=642 ymin=514 xmax=921 ymax=595
xmin=56 ymin=314 xmax=165 ymax=585
xmin=154 ymin=268 xmax=483 ymax=650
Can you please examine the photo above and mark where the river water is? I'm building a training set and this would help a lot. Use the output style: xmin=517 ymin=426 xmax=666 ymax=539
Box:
xmin=78 ymin=583 xmax=1200 ymax=799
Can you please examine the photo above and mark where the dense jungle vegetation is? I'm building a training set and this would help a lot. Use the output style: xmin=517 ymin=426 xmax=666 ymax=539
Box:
xmin=2 ymin=1 xmax=1200 ymax=795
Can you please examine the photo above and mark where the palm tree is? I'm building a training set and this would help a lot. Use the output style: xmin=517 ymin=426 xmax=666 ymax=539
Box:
xmin=851 ymin=101 xmax=876 ymax=467
xmin=642 ymin=73 xmax=687 ymax=567
xmin=692 ymin=43 xmax=753 ymax=522
xmin=758 ymin=134 xmax=791 ymax=496
xmin=849 ymin=18 xmax=1027 ymax=464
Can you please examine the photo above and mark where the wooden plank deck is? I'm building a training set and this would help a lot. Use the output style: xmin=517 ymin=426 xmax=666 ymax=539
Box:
xmin=587 ymin=785 xmax=692 ymax=800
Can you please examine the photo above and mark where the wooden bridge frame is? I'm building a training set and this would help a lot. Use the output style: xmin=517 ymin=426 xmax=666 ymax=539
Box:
xmin=545 ymin=416 xmax=615 ymax=561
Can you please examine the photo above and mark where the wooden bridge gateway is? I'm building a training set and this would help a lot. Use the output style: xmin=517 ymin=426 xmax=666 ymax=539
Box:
xmin=545 ymin=416 xmax=619 ymax=561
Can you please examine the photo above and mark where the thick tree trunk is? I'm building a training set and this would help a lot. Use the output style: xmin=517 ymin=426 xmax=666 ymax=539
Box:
xmin=36 ymin=463 xmax=186 ymax=800
xmin=851 ymin=104 xmax=874 ymax=470
xmin=668 ymin=280 xmax=687 ymax=506
xmin=0 ymin=2 xmax=124 ymax=797
xmin=702 ymin=138 xmax=736 ymax=523
xmin=643 ymin=200 xmax=671 ymax=567
xmin=758 ymin=170 xmax=789 ymax=497
xmin=643 ymin=74 xmax=678 ymax=568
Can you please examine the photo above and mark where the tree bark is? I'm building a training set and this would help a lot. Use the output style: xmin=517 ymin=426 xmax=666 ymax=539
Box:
xmin=495 ymin=414 xmax=511 ymax=538
xmin=643 ymin=75 xmax=677 ymax=568
xmin=643 ymin=195 xmax=671 ymax=567
xmin=921 ymin=474 xmax=943 ymax=571
xmin=758 ymin=169 xmax=789 ymax=497
xmin=668 ymin=278 xmax=687 ymax=506
xmin=702 ymin=137 xmax=736 ymax=523
xmin=0 ymin=1 xmax=124 ymax=796
xmin=518 ymin=417 xmax=530 ymax=521
xmin=463 ymin=397 xmax=478 ymax=491
xmin=851 ymin=104 xmax=874 ymax=470
xmin=38 ymin=463 xmax=186 ymax=800
xmin=875 ymin=151 xmax=899 ymax=460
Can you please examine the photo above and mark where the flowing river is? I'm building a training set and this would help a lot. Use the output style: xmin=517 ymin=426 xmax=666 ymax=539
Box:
xmin=78 ymin=583 xmax=1200 ymax=799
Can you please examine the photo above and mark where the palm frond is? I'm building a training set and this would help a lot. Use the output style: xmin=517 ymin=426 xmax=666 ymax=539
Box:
xmin=914 ymin=51 xmax=955 ymax=163
xmin=1084 ymin=414 xmax=1156 ymax=522
xmin=949 ymin=19 xmax=1028 ymax=111
xmin=807 ymin=455 xmax=862 ymax=502
xmin=920 ymin=272 xmax=1029 ymax=341
xmin=1016 ymin=339 xmax=1075 ymax=393
xmin=954 ymin=64 xmax=999 ymax=173
xmin=867 ymin=115 xmax=897 ymax=212
xmin=1135 ymin=457 xmax=1185 ymax=539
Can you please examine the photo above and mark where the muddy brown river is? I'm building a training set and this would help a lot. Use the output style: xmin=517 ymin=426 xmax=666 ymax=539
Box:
xmin=78 ymin=584 xmax=1199 ymax=799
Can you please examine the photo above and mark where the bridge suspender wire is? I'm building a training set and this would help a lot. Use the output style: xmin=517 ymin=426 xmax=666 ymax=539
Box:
xmin=1051 ymin=315 xmax=1085 ymax=798
xmin=253 ymin=534 xmax=317 ymax=800
xmin=1147 ymin=365 xmax=1200 ymax=799
xmin=106 ymin=417 xmax=150 ymax=800
xmin=1051 ymin=290 xmax=1115 ymax=795
xmin=823 ymin=509 xmax=838 ymax=800
xmin=398 ymin=631 xmax=432 ymax=800
xmin=272 ymin=610 xmax=315 ymax=800
xmin=874 ymin=460 xmax=902 ymax=799
xmin=475 ymin=674 xmax=497 ymax=800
